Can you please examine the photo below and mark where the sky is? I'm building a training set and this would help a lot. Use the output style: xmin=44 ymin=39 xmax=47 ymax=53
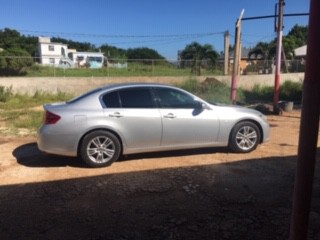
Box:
xmin=0 ymin=0 xmax=310 ymax=60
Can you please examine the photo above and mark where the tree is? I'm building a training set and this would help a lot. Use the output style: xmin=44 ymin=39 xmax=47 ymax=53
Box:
xmin=0 ymin=48 xmax=33 ymax=76
xmin=179 ymin=42 xmax=218 ymax=76
xmin=249 ymin=25 xmax=308 ymax=61
xmin=282 ymin=25 xmax=308 ymax=58
xmin=0 ymin=28 xmax=38 ymax=57
xmin=0 ymin=28 xmax=21 ymax=49
xmin=127 ymin=47 xmax=166 ymax=64
xmin=287 ymin=24 xmax=308 ymax=46
xmin=100 ymin=44 xmax=127 ymax=61
xmin=51 ymin=37 xmax=95 ymax=52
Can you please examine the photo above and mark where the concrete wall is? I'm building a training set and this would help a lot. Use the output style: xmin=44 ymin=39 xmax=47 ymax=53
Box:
xmin=0 ymin=73 xmax=305 ymax=95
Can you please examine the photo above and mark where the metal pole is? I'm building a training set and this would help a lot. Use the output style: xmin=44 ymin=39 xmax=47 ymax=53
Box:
xmin=231 ymin=9 xmax=244 ymax=104
xmin=273 ymin=0 xmax=285 ymax=113
xmin=289 ymin=0 xmax=320 ymax=239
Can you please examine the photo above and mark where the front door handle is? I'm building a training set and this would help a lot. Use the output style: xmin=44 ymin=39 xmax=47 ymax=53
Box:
xmin=163 ymin=113 xmax=177 ymax=119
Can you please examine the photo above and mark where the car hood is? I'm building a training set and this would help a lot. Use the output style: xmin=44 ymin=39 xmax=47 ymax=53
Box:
xmin=209 ymin=103 xmax=266 ymax=118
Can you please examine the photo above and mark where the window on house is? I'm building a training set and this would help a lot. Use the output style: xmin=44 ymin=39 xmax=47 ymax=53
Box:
xmin=77 ymin=56 xmax=84 ymax=61
xmin=48 ymin=45 xmax=55 ymax=51
xmin=49 ymin=58 xmax=55 ymax=64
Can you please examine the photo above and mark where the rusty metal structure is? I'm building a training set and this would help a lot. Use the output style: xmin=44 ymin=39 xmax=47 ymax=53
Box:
xmin=290 ymin=0 xmax=320 ymax=239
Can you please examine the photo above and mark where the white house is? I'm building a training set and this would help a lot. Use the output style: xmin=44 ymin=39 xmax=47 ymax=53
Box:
xmin=37 ymin=37 xmax=104 ymax=68
xmin=37 ymin=37 xmax=74 ymax=67
xmin=294 ymin=45 xmax=307 ymax=58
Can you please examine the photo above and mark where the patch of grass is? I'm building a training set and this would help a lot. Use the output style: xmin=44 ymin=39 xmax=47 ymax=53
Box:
xmin=0 ymin=89 xmax=75 ymax=136
xmin=0 ymin=90 xmax=74 ymax=110
xmin=27 ymin=64 xmax=223 ymax=77
xmin=1 ymin=110 xmax=43 ymax=130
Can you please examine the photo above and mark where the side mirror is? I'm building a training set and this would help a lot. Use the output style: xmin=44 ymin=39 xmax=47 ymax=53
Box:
xmin=194 ymin=100 xmax=210 ymax=110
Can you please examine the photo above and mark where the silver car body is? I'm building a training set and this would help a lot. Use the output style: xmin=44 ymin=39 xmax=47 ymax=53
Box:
xmin=38 ymin=83 xmax=270 ymax=158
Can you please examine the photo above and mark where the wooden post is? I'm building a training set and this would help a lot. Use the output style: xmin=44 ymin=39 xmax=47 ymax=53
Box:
xmin=231 ymin=9 xmax=244 ymax=104
xmin=273 ymin=0 xmax=285 ymax=113
xmin=224 ymin=31 xmax=230 ymax=75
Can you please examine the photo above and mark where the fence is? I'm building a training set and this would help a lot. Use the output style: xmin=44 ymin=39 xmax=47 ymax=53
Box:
xmin=0 ymin=56 xmax=306 ymax=77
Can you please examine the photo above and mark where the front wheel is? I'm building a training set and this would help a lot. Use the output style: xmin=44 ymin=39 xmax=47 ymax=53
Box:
xmin=229 ymin=121 xmax=261 ymax=153
xmin=80 ymin=130 xmax=121 ymax=167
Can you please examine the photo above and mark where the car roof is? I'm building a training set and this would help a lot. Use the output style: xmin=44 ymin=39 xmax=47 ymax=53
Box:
xmin=101 ymin=82 xmax=174 ymax=90
xmin=67 ymin=82 xmax=181 ymax=104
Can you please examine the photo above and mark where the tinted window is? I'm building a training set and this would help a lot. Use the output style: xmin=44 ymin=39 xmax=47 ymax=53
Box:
xmin=102 ymin=91 xmax=120 ymax=108
xmin=119 ymin=88 xmax=156 ymax=108
xmin=157 ymin=88 xmax=196 ymax=108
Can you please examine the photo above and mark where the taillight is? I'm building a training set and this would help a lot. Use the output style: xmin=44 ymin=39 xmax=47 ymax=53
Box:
xmin=44 ymin=111 xmax=61 ymax=124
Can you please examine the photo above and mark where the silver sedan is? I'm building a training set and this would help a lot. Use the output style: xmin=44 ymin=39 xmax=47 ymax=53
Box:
xmin=37 ymin=83 xmax=270 ymax=167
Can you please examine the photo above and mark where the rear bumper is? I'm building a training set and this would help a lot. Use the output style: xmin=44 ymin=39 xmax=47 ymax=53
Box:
xmin=37 ymin=125 xmax=78 ymax=157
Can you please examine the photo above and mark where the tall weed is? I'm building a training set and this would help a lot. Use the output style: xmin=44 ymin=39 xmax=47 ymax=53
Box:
xmin=0 ymin=86 xmax=13 ymax=102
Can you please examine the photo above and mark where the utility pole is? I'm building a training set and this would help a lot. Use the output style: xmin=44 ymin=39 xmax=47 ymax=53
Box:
xmin=231 ymin=9 xmax=244 ymax=104
xmin=224 ymin=31 xmax=230 ymax=75
xmin=273 ymin=0 xmax=285 ymax=113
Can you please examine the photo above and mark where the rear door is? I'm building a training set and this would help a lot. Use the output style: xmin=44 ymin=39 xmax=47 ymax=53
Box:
xmin=102 ymin=87 xmax=162 ymax=149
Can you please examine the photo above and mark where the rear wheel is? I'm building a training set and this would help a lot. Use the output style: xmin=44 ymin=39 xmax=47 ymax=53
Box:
xmin=80 ymin=130 xmax=121 ymax=167
xmin=229 ymin=121 xmax=261 ymax=153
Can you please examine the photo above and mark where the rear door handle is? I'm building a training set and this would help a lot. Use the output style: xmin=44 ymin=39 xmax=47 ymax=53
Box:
xmin=109 ymin=112 xmax=123 ymax=118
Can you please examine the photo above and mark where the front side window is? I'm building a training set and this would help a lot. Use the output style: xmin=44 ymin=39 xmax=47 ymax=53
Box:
xmin=119 ymin=88 xmax=155 ymax=108
xmin=156 ymin=88 xmax=196 ymax=108
xmin=49 ymin=58 xmax=55 ymax=64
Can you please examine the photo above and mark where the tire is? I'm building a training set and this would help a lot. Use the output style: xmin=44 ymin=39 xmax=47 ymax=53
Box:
xmin=229 ymin=121 xmax=261 ymax=153
xmin=80 ymin=130 xmax=121 ymax=167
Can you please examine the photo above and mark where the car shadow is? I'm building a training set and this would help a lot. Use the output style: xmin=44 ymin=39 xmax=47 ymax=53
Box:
xmin=13 ymin=142 xmax=229 ymax=168
xmin=120 ymin=147 xmax=228 ymax=162
xmin=13 ymin=142 xmax=86 ymax=168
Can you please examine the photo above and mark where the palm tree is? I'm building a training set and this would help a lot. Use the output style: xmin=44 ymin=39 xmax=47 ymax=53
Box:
xmin=180 ymin=42 xmax=218 ymax=76
xmin=248 ymin=42 xmax=276 ymax=72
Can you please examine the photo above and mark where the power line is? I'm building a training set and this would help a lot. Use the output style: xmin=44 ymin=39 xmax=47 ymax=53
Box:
xmin=17 ymin=29 xmax=224 ymax=39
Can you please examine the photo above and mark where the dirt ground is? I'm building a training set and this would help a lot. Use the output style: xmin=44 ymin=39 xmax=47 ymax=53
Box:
xmin=0 ymin=110 xmax=320 ymax=240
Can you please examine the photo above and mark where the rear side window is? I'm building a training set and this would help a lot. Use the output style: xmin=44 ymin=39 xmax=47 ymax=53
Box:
xmin=102 ymin=91 xmax=120 ymax=108
xmin=102 ymin=88 xmax=156 ymax=108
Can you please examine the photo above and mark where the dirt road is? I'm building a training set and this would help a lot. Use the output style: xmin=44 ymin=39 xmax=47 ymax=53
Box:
xmin=0 ymin=110 xmax=319 ymax=239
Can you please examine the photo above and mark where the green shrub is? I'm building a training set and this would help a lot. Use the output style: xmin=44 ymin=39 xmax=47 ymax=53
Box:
xmin=280 ymin=80 xmax=302 ymax=102
xmin=241 ymin=81 xmax=303 ymax=104
xmin=177 ymin=78 xmax=234 ymax=104
xmin=242 ymin=84 xmax=274 ymax=103
xmin=0 ymin=85 xmax=13 ymax=102
xmin=178 ymin=78 xmax=200 ymax=93
xmin=0 ymin=48 xmax=33 ymax=76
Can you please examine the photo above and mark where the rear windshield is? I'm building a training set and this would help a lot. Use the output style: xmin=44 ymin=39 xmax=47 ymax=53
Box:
xmin=67 ymin=88 xmax=102 ymax=104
